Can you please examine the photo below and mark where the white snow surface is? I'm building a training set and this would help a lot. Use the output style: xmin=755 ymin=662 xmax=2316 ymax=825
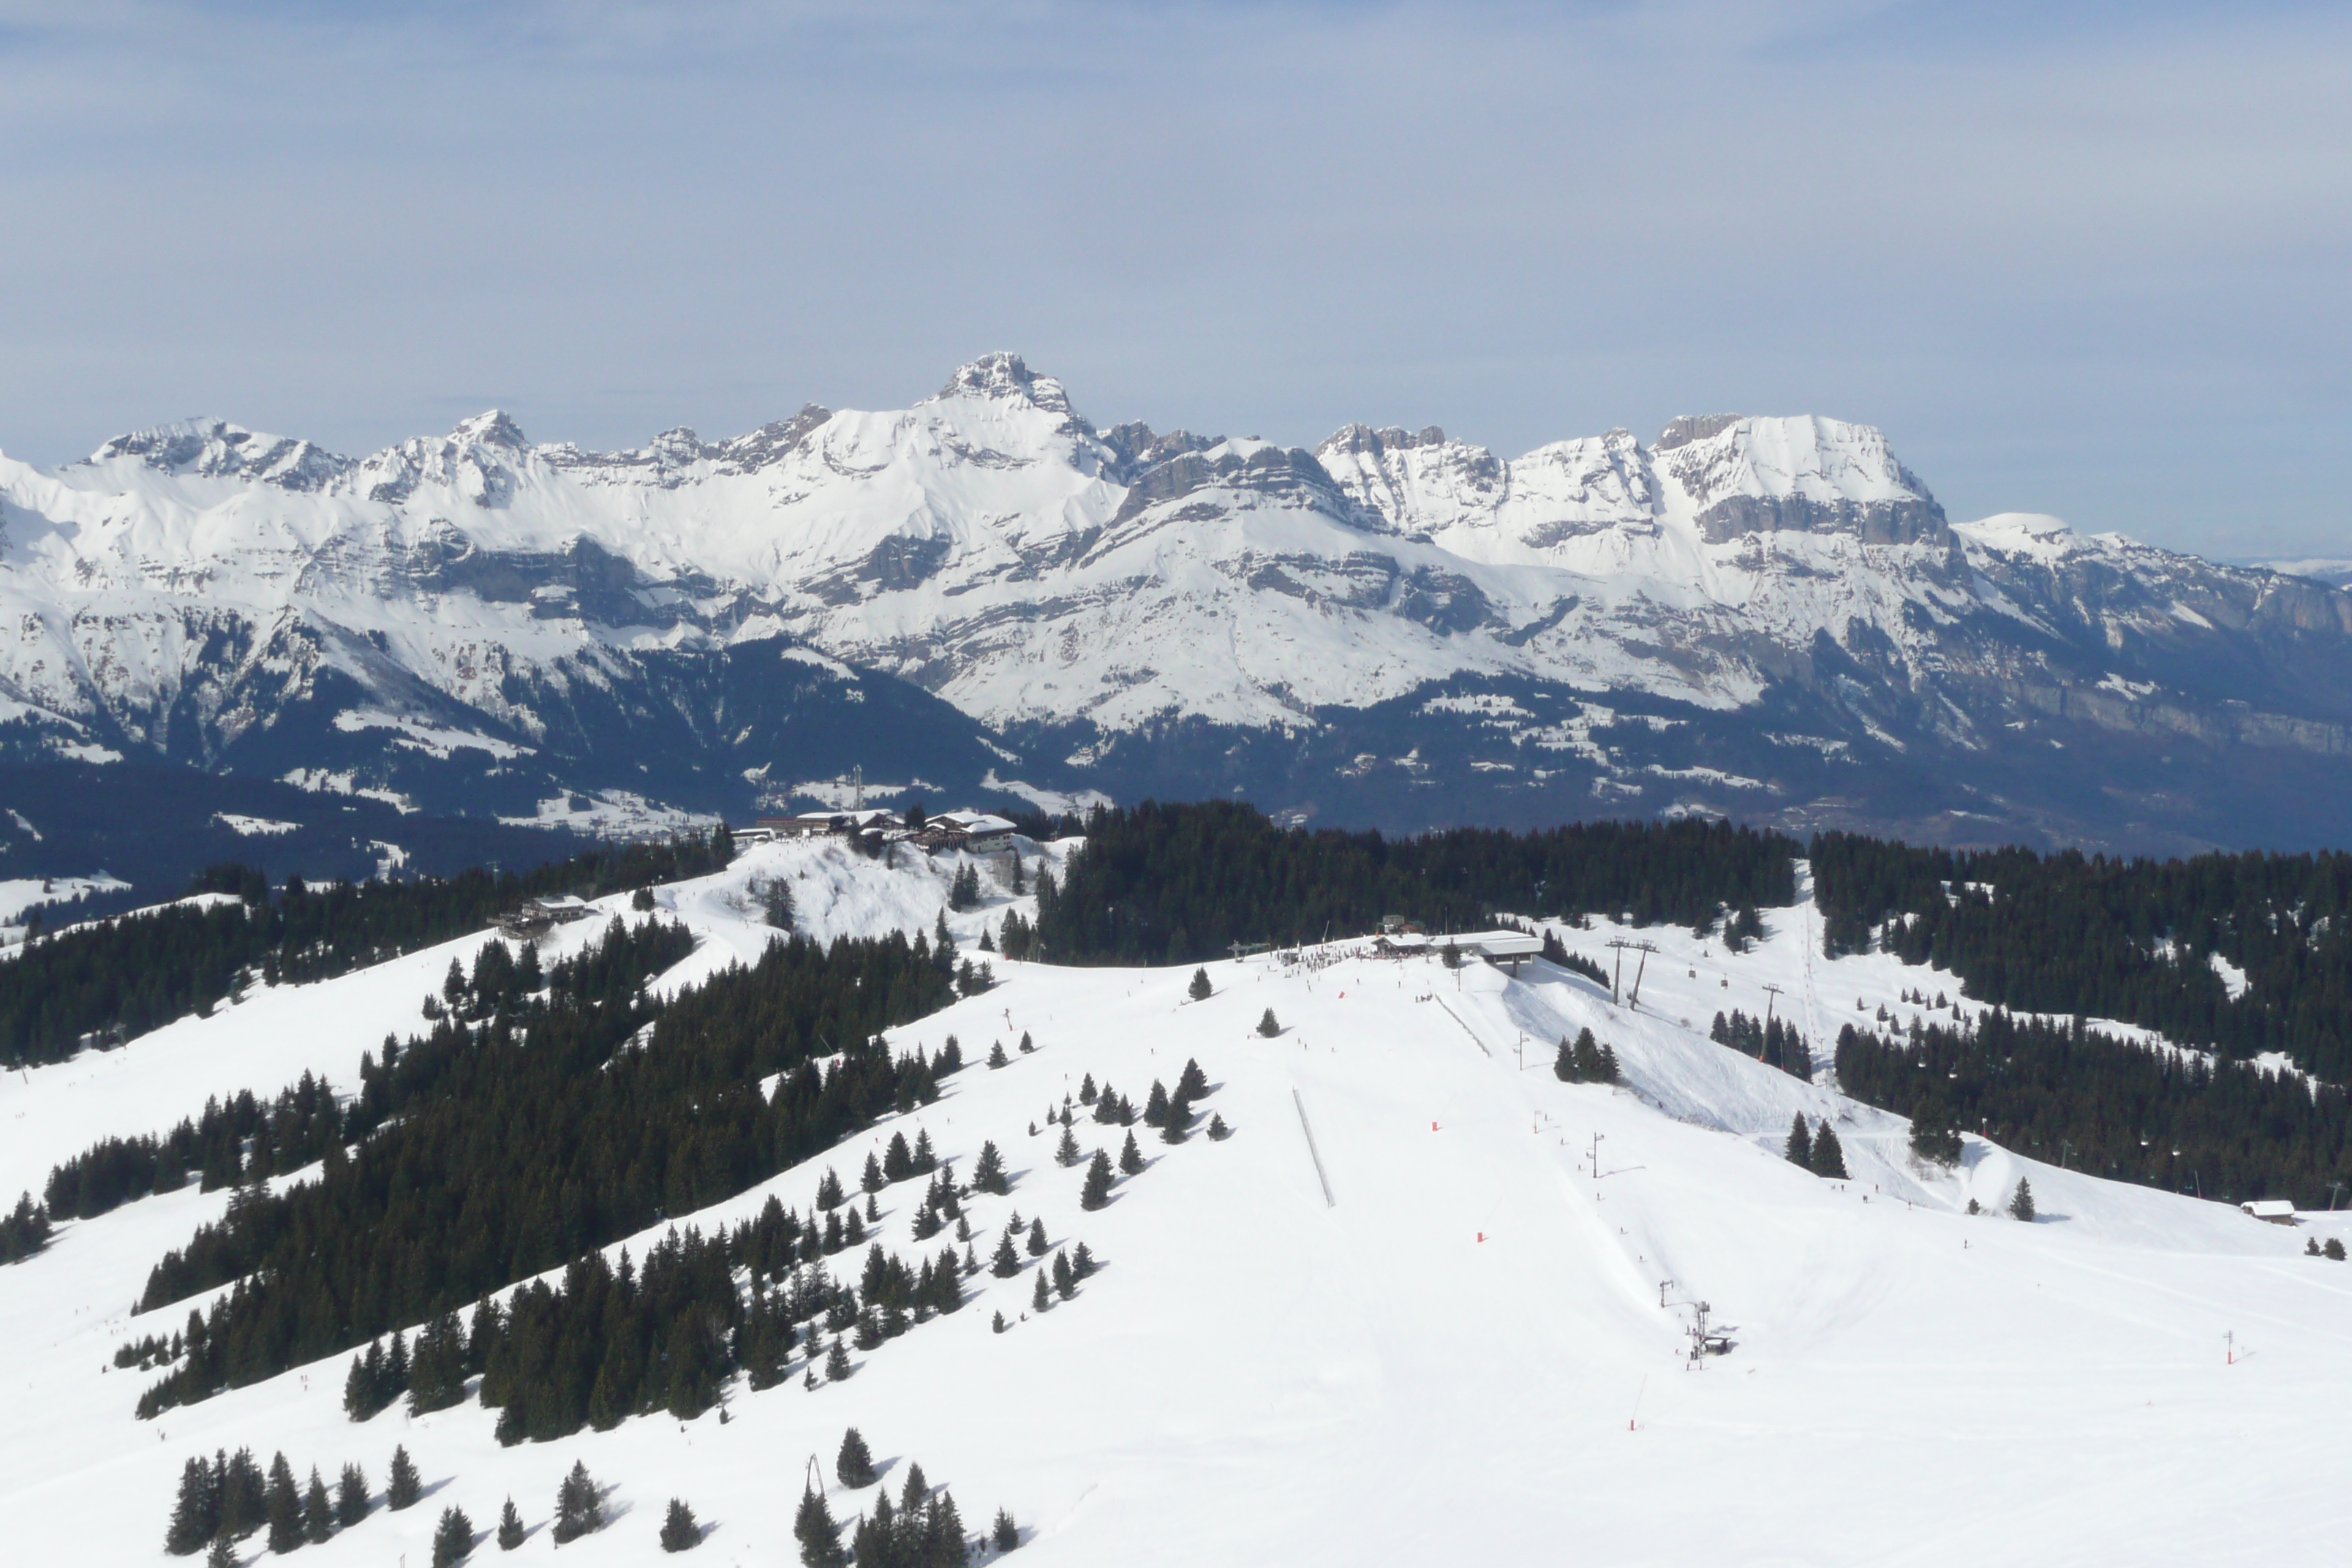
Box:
xmin=0 ymin=858 xmax=2347 ymax=1565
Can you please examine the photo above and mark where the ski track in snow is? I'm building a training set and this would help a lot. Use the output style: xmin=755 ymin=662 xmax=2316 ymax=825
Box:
xmin=1 ymin=856 xmax=2348 ymax=1565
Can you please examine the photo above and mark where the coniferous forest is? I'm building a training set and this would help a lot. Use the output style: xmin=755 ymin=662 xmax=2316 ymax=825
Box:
xmin=1026 ymin=801 xmax=1798 ymax=965
xmin=1834 ymin=1014 xmax=2352 ymax=1207
xmin=1812 ymin=832 xmax=2352 ymax=1080
xmin=0 ymin=829 xmax=736 ymax=1068
xmin=129 ymin=914 xmax=984 ymax=1416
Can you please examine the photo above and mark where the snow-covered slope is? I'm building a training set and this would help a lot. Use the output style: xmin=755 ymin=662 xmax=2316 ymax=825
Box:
xmin=6 ymin=355 xmax=2352 ymax=853
xmin=1 ymin=859 xmax=2347 ymax=1565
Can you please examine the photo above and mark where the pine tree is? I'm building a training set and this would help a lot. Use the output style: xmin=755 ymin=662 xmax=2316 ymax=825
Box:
xmin=1031 ymin=1270 xmax=1051 ymax=1312
xmin=972 ymin=1140 xmax=1009 ymax=1195
xmin=660 ymin=1499 xmax=701 ymax=1553
xmin=334 ymin=1464 xmax=369 ymax=1529
xmin=1026 ymin=1216 xmax=1048 ymax=1256
xmin=219 ymin=1447 xmax=265 ymax=1537
xmin=817 ymin=1167 xmax=845 ymax=1210
xmin=165 ymin=1455 xmax=219 ymax=1555
xmin=990 ymin=1231 xmax=1022 ymax=1277
xmin=1055 ymin=1123 xmax=1081 ymax=1168
xmin=993 ymin=1508 xmax=1020 ymax=1552
xmin=795 ymin=1485 xmax=848 ymax=1568
xmin=884 ymin=1131 xmax=913 ymax=1183
xmin=1162 ymin=1092 xmax=1191 ymax=1143
xmin=1119 ymin=1130 xmax=1144 ymax=1175
xmin=1071 ymin=1242 xmax=1096 ymax=1279
xmin=2009 ymin=1180 xmax=2036 ymax=1221
xmin=204 ymin=1534 xmax=235 ymax=1568
xmin=1143 ymin=1080 xmax=1169 ymax=1127
xmin=1784 ymin=1115 xmax=1812 ymax=1167
xmin=1081 ymin=1150 xmax=1114 ymax=1211
xmin=836 ymin=1428 xmax=877 ymax=1488
xmin=387 ymin=1446 xmax=421 ymax=1511
xmin=2327 ymin=1237 xmax=2348 ymax=1261
xmin=552 ymin=1460 xmax=603 ymax=1544
xmin=900 ymin=1461 xmax=928 ymax=1512
xmin=862 ymin=1152 xmax=886 ymax=1194
xmin=1810 ymin=1123 xmax=1848 ymax=1179
xmin=1208 ymin=1112 xmax=1231 ymax=1140
xmin=1256 ymin=1009 xmax=1280 ymax=1038
xmin=265 ymin=1450 xmax=303 ymax=1554
xmin=432 ymin=1504 xmax=475 ymax=1568
xmin=988 ymin=1039 xmax=1009 ymax=1068
xmin=1188 ymin=968 xmax=1212 ymax=1001
xmin=825 ymin=1338 xmax=851 ymax=1381
xmin=992 ymin=1311 xmax=1008 ymax=1334
xmin=497 ymin=1498 xmax=524 ymax=1551
xmin=1052 ymin=1250 xmax=1074 ymax=1299
xmin=303 ymin=1467 xmax=333 ymax=1545
xmin=1177 ymin=1058 xmax=1209 ymax=1100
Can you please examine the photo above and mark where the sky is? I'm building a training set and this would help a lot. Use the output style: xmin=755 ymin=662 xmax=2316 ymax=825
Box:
xmin=1 ymin=0 xmax=2347 ymax=560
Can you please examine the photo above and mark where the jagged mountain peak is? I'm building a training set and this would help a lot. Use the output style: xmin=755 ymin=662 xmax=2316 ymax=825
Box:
xmin=930 ymin=351 xmax=1072 ymax=416
xmin=445 ymin=409 xmax=532 ymax=451
xmin=82 ymin=417 xmax=353 ymax=493
xmin=1655 ymin=412 xmax=1745 ymax=451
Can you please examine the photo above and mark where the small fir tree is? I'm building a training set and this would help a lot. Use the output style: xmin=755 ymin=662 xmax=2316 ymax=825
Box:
xmin=1052 ymin=1250 xmax=1075 ymax=1299
xmin=497 ymin=1498 xmax=525 ymax=1551
xmin=796 ymin=1485 xmax=848 ymax=1568
xmin=552 ymin=1460 xmax=603 ymax=1544
xmin=1120 ymin=1130 xmax=1145 ymax=1175
xmin=265 ymin=1450 xmax=302 ymax=1554
xmin=1161 ymin=1093 xmax=1191 ymax=1143
xmin=991 ymin=1232 xmax=1022 ymax=1277
xmin=1055 ymin=1123 xmax=1082 ymax=1168
xmin=1208 ymin=1112 xmax=1231 ymax=1140
xmin=1810 ymin=1123 xmax=1849 ymax=1179
xmin=993 ymin=1509 xmax=1020 ymax=1552
xmin=1071 ymin=1241 xmax=1097 ymax=1279
xmin=2326 ymin=1237 xmax=2347 ymax=1261
xmin=1081 ymin=1150 xmax=1114 ymax=1211
xmin=386 ymin=1445 xmax=421 ymax=1511
xmin=988 ymin=1040 xmax=1009 ymax=1069
xmin=837 ymin=1428 xmax=878 ymax=1488
xmin=2009 ymin=1180 xmax=2036 ymax=1221
xmin=165 ymin=1455 xmax=219 ymax=1555
xmin=1177 ymin=1058 xmax=1209 ymax=1100
xmin=972 ymin=1141 xmax=1010 ymax=1195
xmin=1031 ymin=1270 xmax=1051 ymax=1312
xmin=1256 ymin=1008 xmax=1281 ymax=1038
xmin=1143 ymin=1080 xmax=1170 ymax=1127
xmin=431 ymin=1504 xmax=475 ymax=1568
xmin=334 ymin=1464 xmax=369 ymax=1529
xmin=205 ymin=1536 xmax=236 ymax=1568
xmin=1026 ymin=1216 xmax=1048 ymax=1256
xmin=660 ymin=1499 xmax=701 ymax=1553
xmin=825 ymin=1338 xmax=852 ymax=1381
xmin=1784 ymin=1115 xmax=1812 ymax=1167
xmin=303 ymin=1467 xmax=333 ymax=1545
xmin=1188 ymin=968 xmax=1213 ymax=1001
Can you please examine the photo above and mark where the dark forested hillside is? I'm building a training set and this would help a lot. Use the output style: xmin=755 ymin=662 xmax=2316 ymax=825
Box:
xmin=1834 ymin=1015 xmax=2352 ymax=1208
xmin=1029 ymin=801 xmax=1798 ymax=965
xmin=131 ymin=914 xmax=975 ymax=1418
xmin=1810 ymin=833 xmax=2352 ymax=1080
xmin=0 ymin=830 xmax=735 ymax=1068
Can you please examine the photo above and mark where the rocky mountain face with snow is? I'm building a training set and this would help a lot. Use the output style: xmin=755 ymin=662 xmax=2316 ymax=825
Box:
xmin=4 ymin=352 xmax=2350 ymax=873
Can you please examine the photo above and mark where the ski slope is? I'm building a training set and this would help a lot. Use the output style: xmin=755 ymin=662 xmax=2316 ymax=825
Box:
xmin=1 ymin=861 xmax=2347 ymax=1567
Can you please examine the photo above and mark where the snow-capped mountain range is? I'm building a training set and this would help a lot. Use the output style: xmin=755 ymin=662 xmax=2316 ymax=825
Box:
xmin=4 ymin=353 xmax=2351 ymax=873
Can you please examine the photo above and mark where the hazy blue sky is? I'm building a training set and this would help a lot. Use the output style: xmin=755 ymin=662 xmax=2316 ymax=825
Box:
xmin=2 ymin=1 xmax=2346 ymax=559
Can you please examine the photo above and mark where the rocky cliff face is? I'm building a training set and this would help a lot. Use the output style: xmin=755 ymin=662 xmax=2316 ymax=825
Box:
xmin=4 ymin=353 xmax=2349 ymax=857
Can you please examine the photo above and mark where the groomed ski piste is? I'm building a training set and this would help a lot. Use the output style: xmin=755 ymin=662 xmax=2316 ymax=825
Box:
xmin=3 ymin=839 xmax=2348 ymax=1567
